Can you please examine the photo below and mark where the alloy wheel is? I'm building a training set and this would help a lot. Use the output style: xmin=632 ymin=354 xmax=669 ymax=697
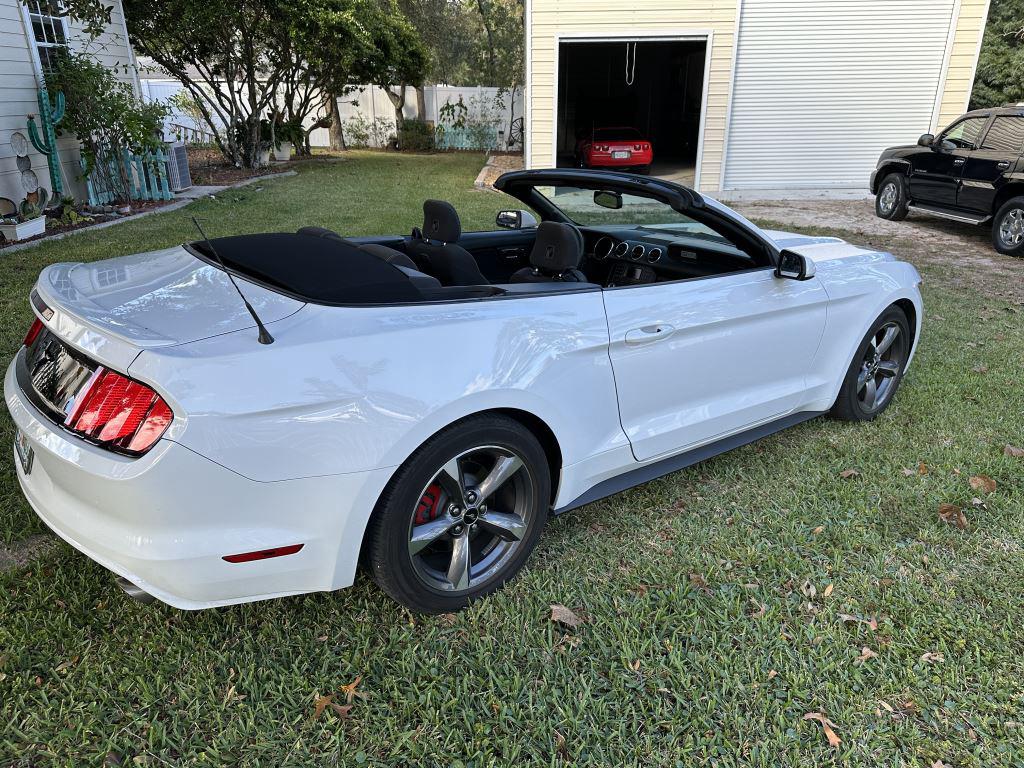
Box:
xmin=407 ymin=446 xmax=534 ymax=593
xmin=998 ymin=208 xmax=1024 ymax=248
xmin=857 ymin=321 xmax=904 ymax=412
xmin=878 ymin=182 xmax=898 ymax=215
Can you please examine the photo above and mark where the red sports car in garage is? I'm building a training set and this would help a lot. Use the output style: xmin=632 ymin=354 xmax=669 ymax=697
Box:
xmin=575 ymin=127 xmax=653 ymax=173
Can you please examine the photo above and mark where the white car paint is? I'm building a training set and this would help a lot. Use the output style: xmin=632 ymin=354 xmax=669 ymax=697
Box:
xmin=4 ymin=201 xmax=922 ymax=609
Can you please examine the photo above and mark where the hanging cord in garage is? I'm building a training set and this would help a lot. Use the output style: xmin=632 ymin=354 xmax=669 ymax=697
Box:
xmin=625 ymin=41 xmax=637 ymax=86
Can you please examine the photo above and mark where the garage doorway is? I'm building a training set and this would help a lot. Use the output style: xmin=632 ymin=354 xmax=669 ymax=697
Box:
xmin=555 ymin=37 xmax=708 ymax=187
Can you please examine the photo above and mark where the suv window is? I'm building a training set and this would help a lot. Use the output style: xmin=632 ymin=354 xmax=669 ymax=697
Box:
xmin=941 ymin=117 xmax=988 ymax=149
xmin=981 ymin=116 xmax=1024 ymax=154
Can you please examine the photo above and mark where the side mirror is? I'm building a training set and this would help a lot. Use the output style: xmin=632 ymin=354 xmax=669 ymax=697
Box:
xmin=775 ymin=249 xmax=816 ymax=281
xmin=917 ymin=133 xmax=935 ymax=147
xmin=495 ymin=209 xmax=538 ymax=230
xmin=593 ymin=190 xmax=623 ymax=210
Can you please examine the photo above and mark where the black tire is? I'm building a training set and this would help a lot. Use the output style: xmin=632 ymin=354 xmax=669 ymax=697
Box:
xmin=992 ymin=196 xmax=1024 ymax=257
xmin=830 ymin=306 xmax=911 ymax=422
xmin=875 ymin=173 xmax=909 ymax=221
xmin=364 ymin=414 xmax=550 ymax=614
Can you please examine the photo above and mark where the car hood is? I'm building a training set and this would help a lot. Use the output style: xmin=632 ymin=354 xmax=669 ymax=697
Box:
xmin=763 ymin=230 xmax=894 ymax=264
xmin=36 ymin=245 xmax=305 ymax=349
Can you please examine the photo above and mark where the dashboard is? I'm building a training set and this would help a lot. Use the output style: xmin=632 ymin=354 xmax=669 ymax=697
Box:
xmin=581 ymin=228 xmax=757 ymax=286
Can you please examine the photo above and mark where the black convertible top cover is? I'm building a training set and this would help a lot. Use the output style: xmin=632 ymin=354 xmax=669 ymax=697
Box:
xmin=189 ymin=232 xmax=423 ymax=305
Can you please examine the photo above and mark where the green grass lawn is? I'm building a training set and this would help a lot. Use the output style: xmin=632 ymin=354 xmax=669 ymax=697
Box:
xmin=2 ymin=152 xmax=1023 ymax=766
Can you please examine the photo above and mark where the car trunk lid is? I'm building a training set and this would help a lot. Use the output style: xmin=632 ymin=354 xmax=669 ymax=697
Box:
xmin=34 ymin=246 xmax=304 ymax=370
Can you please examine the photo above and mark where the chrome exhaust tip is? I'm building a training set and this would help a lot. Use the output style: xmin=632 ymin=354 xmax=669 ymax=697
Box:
xmin=114 ymin=575 xmax=156 ymax=604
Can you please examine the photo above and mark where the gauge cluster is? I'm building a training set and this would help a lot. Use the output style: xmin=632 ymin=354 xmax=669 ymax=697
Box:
xmin=592 ymin=235 xmax=664 ymax=265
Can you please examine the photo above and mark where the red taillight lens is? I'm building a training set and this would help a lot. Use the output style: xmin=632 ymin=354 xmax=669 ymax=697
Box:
xmin=634 ymin=143 xmax=642 ymax=150
xmin=64 ymin=368 xmax=173 ymax=455
xmin=23 ymin=318 xmax=44 ymax=347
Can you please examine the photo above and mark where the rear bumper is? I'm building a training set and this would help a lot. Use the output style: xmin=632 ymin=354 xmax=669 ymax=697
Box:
xmin=5 ymin=354 xmax=391 ymax=609
xmin=587 ymin=151 xmax=653 ymax=168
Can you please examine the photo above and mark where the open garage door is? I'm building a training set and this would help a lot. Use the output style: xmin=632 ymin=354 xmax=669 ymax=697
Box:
xmin=723 ymin=0 xmax=958 ymax=190
xmin=556 ymin=38 xmax=707 ymax=187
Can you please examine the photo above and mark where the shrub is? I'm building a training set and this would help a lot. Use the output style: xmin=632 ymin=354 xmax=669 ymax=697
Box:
xmin=397 ymin=118 xmax=435 ymax=152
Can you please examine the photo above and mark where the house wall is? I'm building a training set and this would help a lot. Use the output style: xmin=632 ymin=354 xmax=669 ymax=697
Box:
xmin=0 ymin=0 xmax=139 ymax=208
xmin=526 ymin=0 xmax=739 ymax=191
xmin=526 ymin=0 xmax=991 ymax=193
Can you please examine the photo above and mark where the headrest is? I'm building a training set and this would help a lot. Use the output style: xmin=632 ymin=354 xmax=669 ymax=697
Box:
xmin=529 ymin=222 xmax=584 ymax=273
xmin=422 ymin=200 xmax=461 ymax=243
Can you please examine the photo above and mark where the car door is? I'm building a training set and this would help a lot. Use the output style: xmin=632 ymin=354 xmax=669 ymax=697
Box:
xmin=957 ymin=116 xmax=1024 ymax=215
xmin=909 ymin=116 xmax=989 ymax=207
xmin=602 ymin=267 xmax=828 ymax=462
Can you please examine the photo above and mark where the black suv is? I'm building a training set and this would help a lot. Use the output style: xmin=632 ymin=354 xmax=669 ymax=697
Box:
xmin=870 ymin=105 xmax=1024 ymax=256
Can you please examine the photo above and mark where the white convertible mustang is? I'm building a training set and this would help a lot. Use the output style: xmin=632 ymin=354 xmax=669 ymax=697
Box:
xmin=5 ymin=170 xmax=922 ymax=613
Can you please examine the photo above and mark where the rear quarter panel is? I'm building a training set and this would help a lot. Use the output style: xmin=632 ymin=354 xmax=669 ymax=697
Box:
xmin=128 ymin=291 xmax=626 ymax=485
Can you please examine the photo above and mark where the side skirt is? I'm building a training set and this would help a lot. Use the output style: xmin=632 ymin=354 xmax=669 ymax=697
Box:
xmin=907 ymin=204 xmax=990 ymax=225
xmin=553 ymin=411 xmax=824 ymax=515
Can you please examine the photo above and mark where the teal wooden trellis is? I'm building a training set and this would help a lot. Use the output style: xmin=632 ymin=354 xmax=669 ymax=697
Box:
xmin=81 ymin=148 xmax=172 ymax=206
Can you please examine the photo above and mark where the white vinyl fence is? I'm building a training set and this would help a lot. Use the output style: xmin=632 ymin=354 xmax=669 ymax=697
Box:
xmin=140 ymin=80 xmax=523 ymax=151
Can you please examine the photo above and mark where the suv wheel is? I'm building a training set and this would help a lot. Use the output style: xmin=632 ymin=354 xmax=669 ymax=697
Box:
xmin=875 ymin=173 xmax=909 ymax=221
xmin=993 ymin=196 xmax=1024 ymax=257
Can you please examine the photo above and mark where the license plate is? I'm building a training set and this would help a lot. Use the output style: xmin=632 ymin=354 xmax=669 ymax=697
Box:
xmin=15 ymin=429 xmax=34 ymax=475
xmin=612 ymin=150 xmax=631 ymax=159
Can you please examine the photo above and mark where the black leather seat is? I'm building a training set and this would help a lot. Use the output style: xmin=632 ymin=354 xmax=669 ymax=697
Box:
xmin=509 ymin=222 xmax=587 ymax=283
xmin=406 ymin=200 xmax=489 ymax=287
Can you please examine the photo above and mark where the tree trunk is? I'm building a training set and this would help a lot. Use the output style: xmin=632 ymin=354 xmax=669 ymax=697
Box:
xmin=328 ymin=94 xmax=346 ymax=151
xmin=385 ymin=85 xmax=407 ymax=149
xmin=415 ymin=85 xmax=426 ymax=121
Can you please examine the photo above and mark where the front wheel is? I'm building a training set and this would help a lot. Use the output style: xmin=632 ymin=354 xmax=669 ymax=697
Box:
xmin=364 ymin=415 xmax=550 ymax=613
xmin=831 ymin=307 xmax=911 ymax=422
xmin=992 ymin=196 xmax=1024 ymax=257
xmin=875 ymin=173 xmax=909 ymax=221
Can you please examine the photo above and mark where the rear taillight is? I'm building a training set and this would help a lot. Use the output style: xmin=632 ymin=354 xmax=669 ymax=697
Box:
xmin=64 ymin=368 xmax=173 ymax=455
xmin=23 ymin=318 xmax=44 ymax=347
xmin=634 ymin=143 xmax=642 ymax=150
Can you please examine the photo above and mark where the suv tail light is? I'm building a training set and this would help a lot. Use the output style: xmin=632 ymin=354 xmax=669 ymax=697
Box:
xmin=23 ymin=318 xmax=44 ymax=347
xmin=64 ymin=368 xmax=173 ymax=455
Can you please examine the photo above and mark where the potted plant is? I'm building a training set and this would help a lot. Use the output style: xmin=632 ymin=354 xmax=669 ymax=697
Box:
xmin=0 ymin=189 xmax=48 ymax=242
xmin=272 ymin=117 xmax=303 ymax=162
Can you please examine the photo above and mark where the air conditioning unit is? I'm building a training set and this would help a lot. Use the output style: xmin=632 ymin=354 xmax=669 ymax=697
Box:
xmin=165 ymin=142 xmax=192 ymax=192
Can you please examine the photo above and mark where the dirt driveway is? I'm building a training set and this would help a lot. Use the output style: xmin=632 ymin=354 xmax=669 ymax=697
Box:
xmin=732 ymin=197 xmax=1024 ymax=306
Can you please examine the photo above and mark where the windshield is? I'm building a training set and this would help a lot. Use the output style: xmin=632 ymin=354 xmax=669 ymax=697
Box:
xmin=533 ymin=185 xmax=725 ymax=240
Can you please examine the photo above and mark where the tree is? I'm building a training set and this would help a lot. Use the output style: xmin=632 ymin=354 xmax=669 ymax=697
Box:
xmin=366 ymin=2 xmax=428 ymax=145
xmin=971 ymin=0 xmax=1024 ymax=108
xmin=22 ymin=0 xmax=112 ymax=38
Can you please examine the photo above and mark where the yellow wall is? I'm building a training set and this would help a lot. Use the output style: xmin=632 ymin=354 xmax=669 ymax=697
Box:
xmin=527 ymin=0 xmax=990 ymax=192
xmin=935 ymin=0 xmax=992 ymax=130
xmin=526 ymin=0 xmax=739 ymax=191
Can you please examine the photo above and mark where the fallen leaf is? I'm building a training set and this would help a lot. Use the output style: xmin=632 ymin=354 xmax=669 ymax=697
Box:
xmin=748 ymin=599 xmax=766 ymax=618
xmin=918 ymin=462 xmax=929 ymax=475
xmin=855 ymin=646 xmax=878 ymax=665
xmin=972 ymin=364 xmax=988 ymax=374
xmin=931 ymin=761 xmax=950 ymax=768
xmin=969 ymin=474 xmax=996 ymax=494
xmin=878 ymin=700 xmax=895 ymax=713
xmin=920 ymin=651 xmax=945 ymax=664
xmin=1004 ymin=444 xmax=1024 ymax=458
xmin=901 ymin=467 xmax=916 ymax=476
xmin=839 ymin=468 xmax=860 ymax=479
xmin=553 ymin=729 xmax=570 ymax=759
xmin=812 ymin=525 xmax=825 ymax=535
xmin=839 ymin=613 xmax=878 ymax=631
xmin=823 ymin=583 xmax=834 ymax=598
xmin=803 ymin=712 xmax=841 ymax=748
xmin=801 ymin=580 xmax=816 ymax=599
xmin=938 ymin=503 xmax=968 ymax=530
xmin=767 ymin=669 xmax=778 ymax=680
xmin=688 ymin=573 xmax=712 ymax=594
xmin=339 ymin=676 xmax=366 ymax=704
xmin=312 ymin=694 xmax=332 ymax=720
xmin=550 ymin=604 xmax=581 ymax=628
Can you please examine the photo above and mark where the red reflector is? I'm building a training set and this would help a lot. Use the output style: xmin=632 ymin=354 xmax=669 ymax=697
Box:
xmin=222 ymin=544 xmax=304 ymax=563
xmin=23 ymin=318 xmax=44 ymax=347
xmin=64 ymin=368 xmax=173 ymax=455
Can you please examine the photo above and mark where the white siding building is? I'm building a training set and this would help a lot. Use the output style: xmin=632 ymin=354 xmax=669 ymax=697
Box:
xmin=525 ymin=0 xmax=991 ymax=192
xmin=0 ymin=0 xmax=140 ymax=205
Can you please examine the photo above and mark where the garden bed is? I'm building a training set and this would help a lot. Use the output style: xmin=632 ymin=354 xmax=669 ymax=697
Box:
xmin=0 ymin=199 xmax=175 ymax=250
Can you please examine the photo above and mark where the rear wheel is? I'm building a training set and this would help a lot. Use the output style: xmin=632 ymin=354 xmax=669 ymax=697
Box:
xmin=992 ymin=196 xmax=1024 ymax=257
xmin=364 ymin=415 xmax=550 ymax=613
xmin=831 ymin=307 xmax=911 ymax=422
xmin=875 ymin=173 xmax=909 ymax=221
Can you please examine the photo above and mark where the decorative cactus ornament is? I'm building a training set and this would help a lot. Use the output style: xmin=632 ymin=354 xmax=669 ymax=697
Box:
xmin=27 ymin=88 xmax=66 ymax=200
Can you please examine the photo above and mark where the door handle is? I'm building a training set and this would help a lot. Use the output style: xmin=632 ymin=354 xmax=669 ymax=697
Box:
xmin=498 ymin=247 xmax=525 ymax=260
xmin=998 ymin=161 xmax=1010 ymax=169
xmin=953 ymin=158 xmax=965 ymax=165
xmin=624 ymin=324 xmax=675 ymax=345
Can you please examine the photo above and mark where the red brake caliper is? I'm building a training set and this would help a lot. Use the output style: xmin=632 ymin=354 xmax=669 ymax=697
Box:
xmin=414 ymin=483 xmax=444 ymax=525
